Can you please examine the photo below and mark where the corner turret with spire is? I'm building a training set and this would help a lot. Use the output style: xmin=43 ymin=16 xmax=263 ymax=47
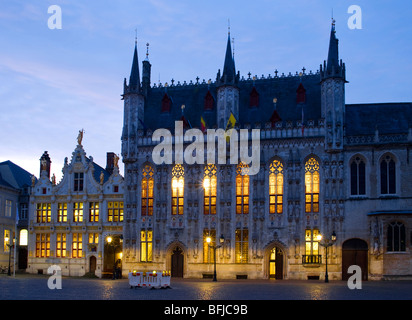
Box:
xmin=320 ymin=19 xmax=347 ymax=152
xmin=122 ymin=37 xmax=146 ymax=162
xmin=216 ymin=25 xmax=240 ymax=129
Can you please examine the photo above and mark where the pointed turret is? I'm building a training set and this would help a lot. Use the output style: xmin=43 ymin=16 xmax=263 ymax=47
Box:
xmin=122 ymin=39 xmax=145 ymax=162
xmin=320 ymin=20 xmax=346 ymax=81
xmin=218 ymin=33 xmax=238 ymax=86
xmin=216 ymin=28 xmax=240 ymax=128
xmin=320 ymin=20 xmax=346 ymax=152
xmin=127 ymin=42 xmax=141 ymax=93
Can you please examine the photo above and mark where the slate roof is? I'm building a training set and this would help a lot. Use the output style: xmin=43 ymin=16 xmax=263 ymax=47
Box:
xmin=83 ymin=157 xmax=111 ymax=184
xmin=0 ymin=160 xmax=34 ymax=190
xmin=143 ymin=74 xmax=322 ymax=132
xmin=345 ymin=103 xmax=412 ymax=136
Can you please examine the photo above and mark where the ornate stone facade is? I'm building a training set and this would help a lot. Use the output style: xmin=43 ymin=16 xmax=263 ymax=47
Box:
xmin=27 ymin=143 xmax=124 ymax=277
xmin=119 ymin=22 xmax=412 ymax=280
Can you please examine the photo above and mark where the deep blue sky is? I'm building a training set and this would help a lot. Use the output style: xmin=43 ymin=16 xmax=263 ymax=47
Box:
xmin=1 ymin=1 xmax=411 ymax=180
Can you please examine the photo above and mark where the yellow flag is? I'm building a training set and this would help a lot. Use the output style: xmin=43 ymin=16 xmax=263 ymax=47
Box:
xmin=225 ymin=113 xmax=237 ymax=142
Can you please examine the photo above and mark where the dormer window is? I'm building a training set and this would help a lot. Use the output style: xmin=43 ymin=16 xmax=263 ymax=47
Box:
xmin=161 ymin=93 xmax=171 ymax=113
xmin=204 ymin=91 xmax=214 ymax=110
xmin=74 ymin=172 xmax=84 ymax=191
xmin=296 ymin=83 xmax=306 ymax=104
xmin=249 ymin=87 xmax=259 ymax=108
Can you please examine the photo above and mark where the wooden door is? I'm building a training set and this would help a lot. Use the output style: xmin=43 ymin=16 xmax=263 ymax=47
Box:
xmin=171 ymin=247 xmax=184 ymax=278
xmin=89 ymin=256 xmax=97 ymax=273
xmin=342 ymin=239 xmax=368 ymax=281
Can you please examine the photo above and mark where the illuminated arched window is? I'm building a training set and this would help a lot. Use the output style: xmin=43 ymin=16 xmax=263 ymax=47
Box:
xmin=19 ymin=229 xmax=28 ymax=246
xmin=203 ymin=164 xmax=217 ymax=215
xmin=171 ymin=164 xmax=184 ymax=215
xmin=236 ymin=162 xmax=249 ymax=215
xmin=269 ymin=160 xmax=284 ymax=214
xmin=141 ymin=165 xmax=154 ymax=216
xmin=305 ymin=157 xmax=319 ymax=213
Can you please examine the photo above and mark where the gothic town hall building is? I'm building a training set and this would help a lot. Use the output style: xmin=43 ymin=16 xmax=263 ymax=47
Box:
xmin=120 ymin=22 xmax=412 ymax=281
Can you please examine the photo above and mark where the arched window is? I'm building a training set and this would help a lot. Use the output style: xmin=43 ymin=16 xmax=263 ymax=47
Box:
xmin=350 ymin=156 xmax=366 ymax=195
xmin=387 ymin=221 xmax=406 ymax=252
xmin=380 ymin=154 xmax=396 ymax=194
xmin=19 ymin=229 xmax=28 ymax=246
xmin=236 ymin=162 xmax=249 ymax=215
xmin=141 ymin=165 xmax=154 ymax=216
xmin=305 ymin=157 xmax=320 ymax=213
xmin=203 ymin=164 xmax=217 ymax=215
xmin=204 ymin=91 xmax=214 ymax=110
xmin=269 ymin=159 xmax=284 ymax=214
xmin=161 ymin=93 xmax=171 ymax=113
xmin=140 ymin=230 xmax=153 ymax=262
xmin=171 ymin=164 xmax=184 ymax=215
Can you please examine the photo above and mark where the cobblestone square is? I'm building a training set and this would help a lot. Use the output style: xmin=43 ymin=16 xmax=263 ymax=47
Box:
xmin=1 ymin=274 xmax=411 ymax=318
xmin=1 ymin=274 xmax=412 ymax=300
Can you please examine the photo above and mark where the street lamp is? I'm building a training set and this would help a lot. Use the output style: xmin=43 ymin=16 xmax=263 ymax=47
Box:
xmin=206 ymin=234 xmax=225 ymax=282
xmin=317 ymin=231 xmax=337 ymax=283
xmin=5 ymin=236 xmax=15 ymax=276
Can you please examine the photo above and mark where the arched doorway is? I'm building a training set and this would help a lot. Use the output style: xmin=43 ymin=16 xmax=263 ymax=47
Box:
xmin=171 ymin=246 xmax=184 ymax=278
xmin=342 ymin=239 xmax=368 ymax=281
xmin=103 ymin=235 xmax=123 ymax=278
xmin=269 ymin=247 xmax=284 ymax=279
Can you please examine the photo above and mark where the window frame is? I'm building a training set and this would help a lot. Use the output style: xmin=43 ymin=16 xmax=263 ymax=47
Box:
xmin=235 ymin=228 xmax=249 ymax=263
xmin=350 ymin=156 xmax=366 ymax=196
xmin=74 ymin=172 xmax=84 ymax=192
xmin=171 ymin=164 xmax=185 ymax=216
xmin=140 ymin=230 xmax=153 ymax=262
xmin=387 ymin=221 xmax=406 ymax=252
xmin=203 ymin=164 xmax=217 ymax=215
xmin=236 ymin=163 xmax=249 ymax=215
xmin=269 ymin=159 xmax=284 ymax=214
xmin=305 ymin=157 xmax=320 ymax=213
xmin=141 ymin=165 xmax=154 ymax=216
xmin=380 ymin=154 xmax=396 ymax=195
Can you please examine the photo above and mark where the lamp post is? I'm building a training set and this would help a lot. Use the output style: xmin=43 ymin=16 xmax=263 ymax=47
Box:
xmin=206 ymin=234 xmax=225 ymax=282
xmin=5 ymin=236 xmax=15 ymax=276
xmin=317 ymin=231 xmax=337 ymax=283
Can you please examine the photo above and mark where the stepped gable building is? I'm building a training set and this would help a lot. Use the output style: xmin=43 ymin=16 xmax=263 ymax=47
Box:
xmin=121 ymin=21 xmax=412 ymax=280
xmin=27 ymin=133 xmax=124 ymax=277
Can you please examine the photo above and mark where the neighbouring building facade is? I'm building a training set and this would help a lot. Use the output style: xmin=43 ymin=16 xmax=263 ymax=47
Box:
xmin=27 ymin=136 xmax=124 ymax=277
xmin=0 ymin=160 xmax=33 ymax=273
xmin=119 ymin=21 xmax=412 ymax=281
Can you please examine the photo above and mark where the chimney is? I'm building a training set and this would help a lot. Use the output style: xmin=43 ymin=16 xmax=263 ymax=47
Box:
xmin=40 ymin=151 xmax=51 ymax=178
xmin=106 ymin=152 xmax=115 ymax=175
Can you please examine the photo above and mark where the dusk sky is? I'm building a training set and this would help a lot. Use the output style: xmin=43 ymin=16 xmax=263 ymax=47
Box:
xmin=1 ymin=1 xmax=411 ymax=181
